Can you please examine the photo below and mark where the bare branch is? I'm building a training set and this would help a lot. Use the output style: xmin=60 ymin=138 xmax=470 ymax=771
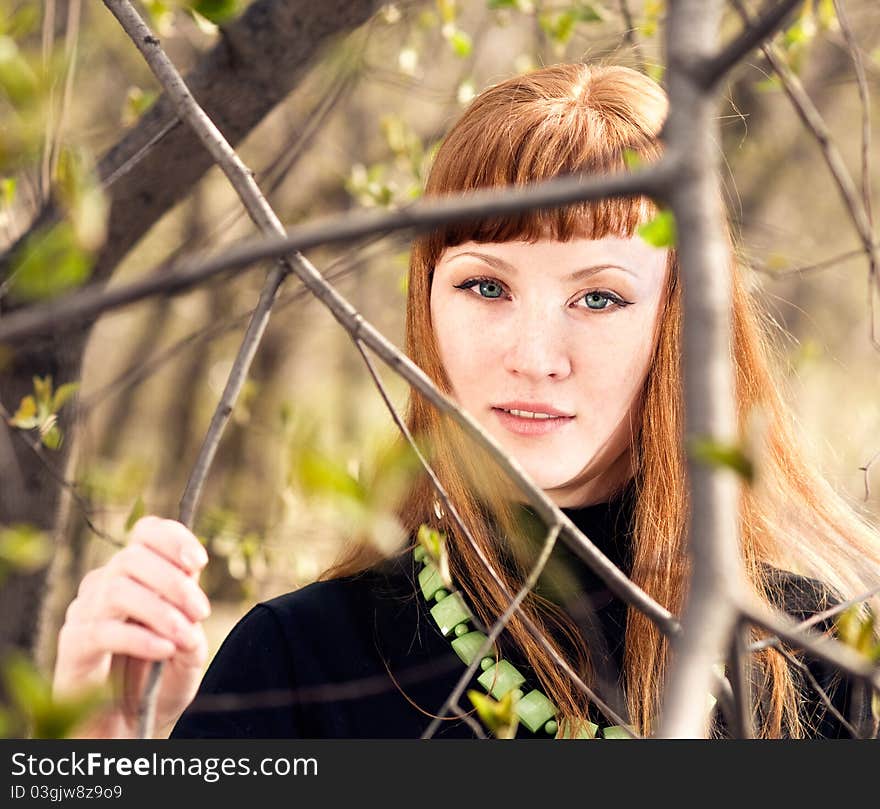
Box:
xmin=617 ymin=0 xmax=647 ymax=73
xmin=859 ymin=450 xmax=880 ymax=502
xmin=731 ymin=0 xmax=880 ymax=349
xmin=773 ymin=644 xmax=860 ymax=738
xmin=727 ymin=618 xmax=755 ymax=738
xmin=832 ymin=0 xmax=873 ymax=229
xmin=749 ymin=581 xmax=880 ymax=653
xmin=0 ymin=160 xmax=671 ymax=346
xmin=353 ymin=340 xmax=636 ymax=735
xmin=740 ymin=595 xmax=880 ymax=692
xmin=0 ymin=402 xmax=124 ymax=549
xmin=656 ymin=0 xmax=745 ymax=739
xmin=101 ymin=0 xmax=298 ymax=738
xmin=701 ymin=0 xmax=805 ymax=88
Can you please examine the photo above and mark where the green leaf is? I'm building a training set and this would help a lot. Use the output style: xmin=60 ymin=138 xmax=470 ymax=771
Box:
xmin=417 ymin=524 xmax=451 ymax=588
xmin=0 ymin=36 xmax=38 ymax=106
xmin=124 ymin=496 xmax=146 ymax=533
xmin=488 ymin=0 xmax=518 ymax=8
xmin=189 ymin=0 xmax=241 ymax=25
xmin=622 ymin=149 xmax=643 ymax=170
xmin=688 ymin=436 xmax=755 ymax=483
xmin=1 ymin=654 xmax=108 ymax=739
xmin=8 ymin=395 xmax=39 ymax=429
xmin=637 ymin=209 xmax=677 ymax=247
xmin=296 ymin=448 xmax=365 ymax=503
xmin=0 ymin=525 xmax=51 ymax=575
xmin=573 ymin=3 xmax=607 ymax=23
xmin=468 ymin=689 xmax=519 ymax=739
xmin=1 ymin=177 xmax=15 ymax=208
xmin=8 ymin=223 xmax=93 ymax=302
xmin=450 ymin=30 xmax=472 ymax=58
xmin=51 ymin=382 xmax=79 ymax=413
xmin=33 ymin=374 xmax=53 ymax=406
xmin=40 ymin=421 xmax=62 ymax=450
xmin=3 ymin=4 xmax=41 ymax=38
xmin=646 ymin=62 xmax=665 ymax=84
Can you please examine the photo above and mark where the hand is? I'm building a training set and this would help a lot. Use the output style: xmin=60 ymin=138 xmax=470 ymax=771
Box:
xmin=53 ymin=516 xmax=211 ymax=738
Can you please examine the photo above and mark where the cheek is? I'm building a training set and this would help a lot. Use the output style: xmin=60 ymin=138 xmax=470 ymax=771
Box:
xmin=431 ymin=295 xmax=494 ymax=393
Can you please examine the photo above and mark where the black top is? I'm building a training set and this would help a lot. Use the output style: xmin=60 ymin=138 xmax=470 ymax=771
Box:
xmin=171 ymin=485 xmax=862 ymax=739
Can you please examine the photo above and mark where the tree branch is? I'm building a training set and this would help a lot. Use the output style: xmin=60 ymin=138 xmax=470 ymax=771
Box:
xmin=0 ymin=160 xmax=672 ymax=346
xmin=656 ymin=0 xmax=745 ymax=739
xmin=731 ymin=0 xmax=880 ymax=350
xmin=700 ymin=0 xmax=805 ymax=88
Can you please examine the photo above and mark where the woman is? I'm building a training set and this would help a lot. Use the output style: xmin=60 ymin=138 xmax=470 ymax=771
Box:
xmin=53 ymin=63 xmax=880 ymax=739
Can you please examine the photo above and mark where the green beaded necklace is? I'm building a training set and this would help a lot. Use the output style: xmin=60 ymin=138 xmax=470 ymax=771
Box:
xmin=413 ymin=544 xmax=631 ymax=739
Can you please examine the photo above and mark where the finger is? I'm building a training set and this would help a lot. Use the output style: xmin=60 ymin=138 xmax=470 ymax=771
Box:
xmin=63 ymin=618 xmax=178 ymax=664
xmin=101 ymin=576 xmax=203 ymax=651
xmin=108 ymin=543 xmax=210 ymax=623
xmin=129 ymin=516 xmax=209 ymax=576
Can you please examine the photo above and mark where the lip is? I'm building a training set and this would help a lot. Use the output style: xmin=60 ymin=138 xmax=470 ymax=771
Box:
xmin=491 ymin=401 xmax=576 ymax=437
xmin=492 ymin=401 xmax=575 ymax=418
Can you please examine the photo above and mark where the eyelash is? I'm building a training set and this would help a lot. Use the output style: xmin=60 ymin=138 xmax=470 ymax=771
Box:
xmin=452 ymin=276 xmax=632 ymax=312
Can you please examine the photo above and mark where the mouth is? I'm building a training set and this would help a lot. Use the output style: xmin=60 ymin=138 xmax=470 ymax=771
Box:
xmin=491 ymin=404 xmax=575 ymax=436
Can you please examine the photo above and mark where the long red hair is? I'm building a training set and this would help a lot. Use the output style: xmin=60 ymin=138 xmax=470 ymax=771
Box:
xmin=326 ymin=62 xmax=880 ymax=737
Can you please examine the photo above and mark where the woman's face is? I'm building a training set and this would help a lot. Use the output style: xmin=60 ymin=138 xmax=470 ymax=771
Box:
xmin=430 ymin=236 xmax=670 ymax=508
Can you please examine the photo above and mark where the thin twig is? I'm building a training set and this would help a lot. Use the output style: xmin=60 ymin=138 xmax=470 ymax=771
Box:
xmin=731 ymin=0 xmax=880 ymax=350
xmin=51 ymin=0 xmax=82 ymax=183
xmin=749 ymin=581 xmax=880 ymax=653
xmin=353 ymin=339 xmax=636 ymax=735
xmin=0 ymin=402 xmax=124 ymax=549
xmin=832 ymin=0 xmax=873 ymax=230
xmin=740 ymin=595 xmax=880 ymax=693
xmin=700 ymin=0 xmax=804 ymax=88
xmin=617 ymin=0 xmax=647 ymax=72
xmin=39 ymin=0 xmax=57 ymax=203
xmin=774 ymin=644 xmax=860 ymax=738
xmin=748 ymin=245 xmax=875 ymax=278
xmin=0 ymin=160 xmax=672 ymax=346
xmin=727 ymin=617 xmax=754 ymax=738
xmin=859 ymin=450 xmax=880 ymax=502
xmin=101 ymin=0 xmax=297 ymax=738
xmin=79 ymin=239 xmax=391 ymax=417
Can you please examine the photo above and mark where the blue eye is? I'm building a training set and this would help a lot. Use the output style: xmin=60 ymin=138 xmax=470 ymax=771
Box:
xmin=584 ymin=292 xmax=613 ymax=310
xmin=453 ymin=277 xmax=507 ymax=299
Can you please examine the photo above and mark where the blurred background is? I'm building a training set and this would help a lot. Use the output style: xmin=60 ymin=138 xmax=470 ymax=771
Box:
xmin=0 ymin=0 xmax=878 ymax=700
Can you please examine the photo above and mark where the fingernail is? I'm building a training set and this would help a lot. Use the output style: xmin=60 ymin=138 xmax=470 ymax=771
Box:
xmin=181 ymin=544 xmax=209 ymax=570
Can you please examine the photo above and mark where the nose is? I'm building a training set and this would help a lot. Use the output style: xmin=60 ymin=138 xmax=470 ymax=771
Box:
xmin=501 ymin=308 xmax=572 ymax=381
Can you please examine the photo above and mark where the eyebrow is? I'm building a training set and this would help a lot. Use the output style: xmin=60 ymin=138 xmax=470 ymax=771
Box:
xmin=444 ymin=250 xmax=638 ymax=280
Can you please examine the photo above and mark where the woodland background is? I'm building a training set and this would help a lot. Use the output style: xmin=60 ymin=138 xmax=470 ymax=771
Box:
xmin=0 ymin=0 xmax=878 ymax=736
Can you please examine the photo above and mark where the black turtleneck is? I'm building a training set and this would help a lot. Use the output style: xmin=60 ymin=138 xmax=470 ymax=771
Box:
xmin=171 ymin=484 xmax=860 ymax=739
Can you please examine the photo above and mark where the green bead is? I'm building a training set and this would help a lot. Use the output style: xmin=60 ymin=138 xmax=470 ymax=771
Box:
xmin=434 ymin=588 xmax=448 ymax=602
xmin=543 ymin=720 xmax=558 ymax=736
xmin=513 ymin=688 xmax=557 ymax=733
xmin=418 ymin=563 xmax=444 ymax=602
xmin=511 ymin=688 xmax=523 ymax=701
xmin=555 ymin=719 xmax=598 ymax=739
xmin=450 ymin=630 xmax=489 ymax=665
xmin=454 ymin=623 xmax=469 ymax=637
xmin=480 ymin=656 xmax=495 ymax=671
xmin=413 ymin=545 xmax=426 ymax=563
xmin=477 ymin=659 xmax=526 ymax=700
xmin=429 ymin=591 xmax=472 ymax=636
xmin=602 ymin=725 xmax=633 ymax=739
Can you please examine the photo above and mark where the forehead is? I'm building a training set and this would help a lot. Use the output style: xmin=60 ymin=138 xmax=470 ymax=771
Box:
xmin=437 ymin=236 xmax=669 ymax=281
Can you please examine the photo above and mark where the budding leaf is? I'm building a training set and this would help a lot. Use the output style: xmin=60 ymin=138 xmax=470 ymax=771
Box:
xmin=637 ymin=209 xmax=677 ymax=248
xmin=124 ymin=496 xmax=146 ymax=533
xmin=189 ymin=0 xmax=241 ymax=25
xmin=468 ymin=689 xmax=519 ymax=739
xmin=688 ymin=436 xmax=755 ymax=483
